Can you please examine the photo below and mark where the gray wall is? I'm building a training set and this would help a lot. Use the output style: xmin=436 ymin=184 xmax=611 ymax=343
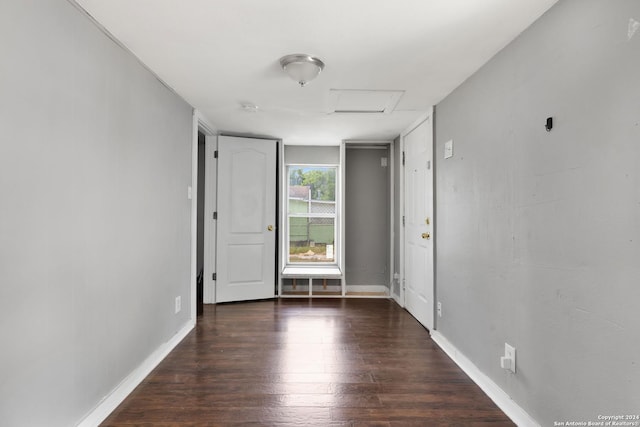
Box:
xmin=434 ymin=0 xmax=640 ymax=424
xmin=284 ymin=145 xmax=340 ymax=165
xmin=0 ymin=1 xmax=193 ymax=426
xmin=345 ymin=147 xmax=390 ymax=287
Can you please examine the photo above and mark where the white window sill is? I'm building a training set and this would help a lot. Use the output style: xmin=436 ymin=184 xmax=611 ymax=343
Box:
xmin=282 ymin=266 xmax=342 ymax=278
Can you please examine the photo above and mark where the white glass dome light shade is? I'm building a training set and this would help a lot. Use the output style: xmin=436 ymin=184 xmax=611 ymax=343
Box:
xmin=279 ymin=54 xmax=325 ymax=87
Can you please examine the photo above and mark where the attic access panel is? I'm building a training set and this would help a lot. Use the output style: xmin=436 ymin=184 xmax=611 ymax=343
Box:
xmin=328 ymin=89 xmax=404 ymax=114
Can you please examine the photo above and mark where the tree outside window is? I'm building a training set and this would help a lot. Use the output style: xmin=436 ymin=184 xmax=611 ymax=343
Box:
xmin=287 ymin=166 xmax=337 ymax=263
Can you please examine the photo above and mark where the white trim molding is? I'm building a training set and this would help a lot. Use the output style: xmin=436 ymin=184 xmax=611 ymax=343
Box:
xmin=345 ymin=285 xmax=389 ymax=294
xmin=194 ymin=109 xmax=217 ymax=136
xmin=430 ymin=331 xmax=540 ymax=427
xmin=194 ymin=109 xmax=217 ymax=305
xmin=339 ymin=142 xmax=346 ymax=295
xmin=77 ymin=321 xmax=195 ymax=427
xmin=202 ymin=134 xmax=218 ymax=303
xmin=190 ymin=111 xmax=199 ymax=320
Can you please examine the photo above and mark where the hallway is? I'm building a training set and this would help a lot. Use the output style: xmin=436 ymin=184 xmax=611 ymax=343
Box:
xmin=102 ymin=299 xmax=513 ymax=426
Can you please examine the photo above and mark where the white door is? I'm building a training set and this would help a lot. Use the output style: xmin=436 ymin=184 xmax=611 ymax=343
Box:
xmin=403 ymin=115 xmax=434 ymax=330
xmin=216 ymin=136 xmax=277 ymax=303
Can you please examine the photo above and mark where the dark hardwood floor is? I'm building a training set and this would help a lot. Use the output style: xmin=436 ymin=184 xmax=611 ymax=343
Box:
xmin=102 ymin=298 xmax=514 ymax=426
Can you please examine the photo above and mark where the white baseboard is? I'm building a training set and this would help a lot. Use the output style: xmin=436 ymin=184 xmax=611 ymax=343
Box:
xmin=77 ymin=320 xmax=195 ymax=427
xmin=430 ymin=331 xmax=539 ymax=427
xmin=345 ymin=284 xmax=388 ymax=294
xmin=391 ymin=291 xmax=402 ymax=306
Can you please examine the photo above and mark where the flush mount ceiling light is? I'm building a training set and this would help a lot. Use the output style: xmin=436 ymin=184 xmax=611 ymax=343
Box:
xmin=279 ymin=54 xmax=325 ymax=87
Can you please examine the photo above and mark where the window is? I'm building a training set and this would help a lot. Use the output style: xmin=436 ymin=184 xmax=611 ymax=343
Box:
xmin=287 ymin=165 xmax=337 ymax=264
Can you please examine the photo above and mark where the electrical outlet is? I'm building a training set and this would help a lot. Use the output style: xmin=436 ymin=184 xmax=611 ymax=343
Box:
xmin=175 ymin=296 xmax=181 ymax=314
xmin=437 ymin=301 xmax=442 ymax=317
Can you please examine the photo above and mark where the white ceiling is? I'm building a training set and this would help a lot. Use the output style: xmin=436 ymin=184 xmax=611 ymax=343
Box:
xmin=74 ymin=0 xmax=559 ymax=145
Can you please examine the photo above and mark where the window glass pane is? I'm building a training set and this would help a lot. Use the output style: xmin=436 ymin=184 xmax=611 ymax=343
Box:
xmin=288 ymin=217 xmax=335 ymax=263
xmin=287 ymin=165 xmax=337 ymax=264
xmin=288 ymin=167 xmax=336 ymax=214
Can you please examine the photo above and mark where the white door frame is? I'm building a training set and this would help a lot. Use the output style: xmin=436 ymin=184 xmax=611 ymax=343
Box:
xmin=192 ymin=110 xmax=217 ymax=310
xmin=398 ymin=107 xmax=434 ymax=328
xmin=202 ymin=134 xmax=218 ymax=303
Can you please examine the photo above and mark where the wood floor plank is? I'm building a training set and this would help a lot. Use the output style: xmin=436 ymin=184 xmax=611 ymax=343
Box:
xmin=101 ymin=298 xmax=514 ymax=426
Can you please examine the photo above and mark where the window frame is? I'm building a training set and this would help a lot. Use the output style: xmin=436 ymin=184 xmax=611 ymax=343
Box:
xmin=285 ymin=164 xmax=340 ymax=267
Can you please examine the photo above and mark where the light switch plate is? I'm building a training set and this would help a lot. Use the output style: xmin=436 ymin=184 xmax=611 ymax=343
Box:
xmin=504 ymin=343 xmax=516 ymax=373
xmin=444 ymin=140 xmax=453 ymax=159
xmin=175 ymin=296 xmax=181 ymax=314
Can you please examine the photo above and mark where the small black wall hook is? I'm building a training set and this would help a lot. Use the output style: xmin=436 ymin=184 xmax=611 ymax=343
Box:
xmin=545 ymin=117 xmax=553 ymax=132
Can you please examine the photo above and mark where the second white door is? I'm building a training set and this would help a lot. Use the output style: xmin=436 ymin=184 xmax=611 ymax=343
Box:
xmin=216 ymin=136 xmax=277 ymax=303
xmin=403 ymin=114 xmax=434 ymax=330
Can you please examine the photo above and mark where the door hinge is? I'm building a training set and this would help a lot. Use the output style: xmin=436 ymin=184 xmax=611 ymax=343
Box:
xmin=212 ymin=273 xmax=217 ymax=281
xmin=402 ymin=151 xmax=405 ymax=166
xmin=213 ymin=211 xmax=217 ymax=220
xmin=402 ymin=215 xmax=405 ymax=226
xmin=214 ymin=150 xmax=218 ymax=159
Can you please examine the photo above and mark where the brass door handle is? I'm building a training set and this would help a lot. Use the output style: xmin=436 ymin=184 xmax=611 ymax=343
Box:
xmin=267 ymin=225 xmax=274 ymax=231
xmin=421 ymin=232 xmax=431 ymax=240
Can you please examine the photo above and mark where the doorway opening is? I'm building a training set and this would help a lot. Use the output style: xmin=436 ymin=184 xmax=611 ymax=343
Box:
xmin=344 ymin=143 xmax=392 ymax=296
xmin=196 ymin=131 xmax=206 ymax=316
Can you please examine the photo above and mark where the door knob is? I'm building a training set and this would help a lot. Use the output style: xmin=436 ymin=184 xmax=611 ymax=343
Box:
xmin=267 ymin=225 xmax=274 ymax=231
xmin=421 ymin=232 xmax=431 ymax=240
